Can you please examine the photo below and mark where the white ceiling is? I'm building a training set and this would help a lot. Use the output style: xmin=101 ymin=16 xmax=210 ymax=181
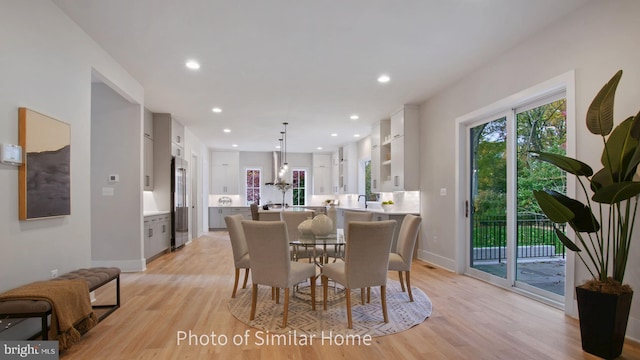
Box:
xmin=53 ymin=0 xmax=592 ymax=153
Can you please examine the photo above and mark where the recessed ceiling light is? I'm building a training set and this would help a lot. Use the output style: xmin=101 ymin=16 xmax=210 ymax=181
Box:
xmin=317 ymin=147 xmax=323 ymax=150
xmin=331 ymin=133 xmax=338 ymax=137
xmin=276 ymin=145 xmax=281 ymax=149
xmin=377 ymin=74 xmax=390 ymax=83
xmin=212 ymin=107 xmax=222 ymax=113
xmin=354 ymin=134 xmax=361 ymax=138
xmin=350 ymin=114 xmax=359 ymax=120
xmin=185 ymin=60 xmax=200 ymax=70
xmin=232 ymin=144 xmax=238 ymax=147
xmin=223 ymin=128 xmax=231 ymax=133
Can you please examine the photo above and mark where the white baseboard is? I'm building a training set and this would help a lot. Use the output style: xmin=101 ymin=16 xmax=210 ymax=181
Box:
xmin=417 ymin=250 xmax=457 ymax=272
xmin=625 ymin=315 xmax=640 ymax=343
xmin=91 ymin=258 xmax=146 ymax=272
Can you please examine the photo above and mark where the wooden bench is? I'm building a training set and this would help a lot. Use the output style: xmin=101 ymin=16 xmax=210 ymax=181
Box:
xmin=0 ymin=267 xmax=120 ymax=340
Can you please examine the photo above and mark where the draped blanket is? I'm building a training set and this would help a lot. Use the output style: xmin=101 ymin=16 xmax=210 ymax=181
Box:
xmin=0 ymin=279 xmax=98 ymax=350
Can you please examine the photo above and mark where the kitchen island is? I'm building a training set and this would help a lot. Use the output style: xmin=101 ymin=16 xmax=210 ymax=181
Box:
xmin=257 ymin=207 xmax=315 ymax=221
xmin=334 ymin=206 xmax=420 ymax=254
xmin=208 ymin=206 xmax=321 ymax=230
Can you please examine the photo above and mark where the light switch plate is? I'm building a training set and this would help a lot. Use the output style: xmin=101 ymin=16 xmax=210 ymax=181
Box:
xmin=0 ymin=143 xmax=22 ymax=165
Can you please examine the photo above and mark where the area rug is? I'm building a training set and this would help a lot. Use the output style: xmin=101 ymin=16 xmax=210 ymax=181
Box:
xmin=228 ymin=279 xmax=432 ymax=338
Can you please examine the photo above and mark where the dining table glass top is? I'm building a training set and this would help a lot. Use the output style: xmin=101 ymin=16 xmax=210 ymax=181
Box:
xmin=290 ymin=232 xmax=345 ymax=246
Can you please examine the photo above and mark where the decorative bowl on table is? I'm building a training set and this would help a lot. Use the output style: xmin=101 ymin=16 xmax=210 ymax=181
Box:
xmin=382 ymin=204 xmax=394 ymax=212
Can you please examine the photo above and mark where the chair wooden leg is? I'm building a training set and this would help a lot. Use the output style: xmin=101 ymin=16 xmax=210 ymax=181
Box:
xmin=405 ymin=271 xmax=414 ymax=302
xmin=250 ymin=284 xmax=258 ymax=320
xmin=381 ymin=285 xmax=388 ymax=323
xmin=360 ymin=288 xmax=365 ymax=305
xmin=242 ymin=268 xmax=250 ymax=289
xmin=275 ymin=288 xmax=280 ymax=304
xmin=367 ymin=287 xmax=371 ymax=303
xmin=282 ymin=288 xmax=289 ymax=327
xmin=398 ymin=271 xmax=406 ymax=292
xmin=322 ymin=275 xmax=328 ymax=310
xmin=232 ymin=268 xmax=240 ymax=298
xmin=346 ymin=288 xmax=353 ymax=329
xmin=272 ymin=287 xmax=275 ymax=300
xmin=310 ymin=276 xmax=316 ymax=311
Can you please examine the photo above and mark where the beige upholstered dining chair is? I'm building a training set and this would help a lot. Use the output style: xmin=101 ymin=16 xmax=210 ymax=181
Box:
xmin=339 ymin=211 xmax=375 ymax=260
xmin=321 ymin=220 xmax=396 ymax=329
xmin=225 ymin=214 xmax=250 ymax=298
xmin=281 ymin=211 xmax=315 ymax=261
xmin=249 ymin=203 xmax=260 ymax=221
xmin=242 ymin=220 xmax=317 ymax=327
xmin=342 ymin=211 xmax=374 ymax=240
xmin=388 ymin=214 xmax=422 ymax=301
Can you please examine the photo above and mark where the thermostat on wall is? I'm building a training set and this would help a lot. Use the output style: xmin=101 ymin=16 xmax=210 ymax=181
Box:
xmin=0 ymin=144 xmax=22 ymax=165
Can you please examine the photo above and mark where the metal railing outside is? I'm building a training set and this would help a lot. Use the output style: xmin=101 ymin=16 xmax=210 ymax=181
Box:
xmin=472 ymin=214 xmax=566 ymax=262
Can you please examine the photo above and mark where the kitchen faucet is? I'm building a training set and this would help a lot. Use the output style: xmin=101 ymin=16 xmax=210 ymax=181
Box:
xmin=357 ymin=195 xmax=368 ymax=208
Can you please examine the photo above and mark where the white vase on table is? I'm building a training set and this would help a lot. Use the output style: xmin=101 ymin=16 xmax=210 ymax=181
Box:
xmin=311 ymin=214 xmax=333 ymax=236
xmin=298 ymin=218 xmax=314 ymax=235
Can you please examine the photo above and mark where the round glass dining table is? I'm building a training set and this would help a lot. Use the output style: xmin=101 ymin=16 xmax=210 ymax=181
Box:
xmin=289 ymin=231 xmax=345 ymax=265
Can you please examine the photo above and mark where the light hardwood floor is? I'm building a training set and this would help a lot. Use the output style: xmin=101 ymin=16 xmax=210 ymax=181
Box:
xmin=61 ymin=232 xmax=640 ymax=359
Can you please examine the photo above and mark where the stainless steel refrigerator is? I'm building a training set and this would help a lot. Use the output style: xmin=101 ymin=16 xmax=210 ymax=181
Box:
xmin=171 ymin=156 xmax=188 ymax=250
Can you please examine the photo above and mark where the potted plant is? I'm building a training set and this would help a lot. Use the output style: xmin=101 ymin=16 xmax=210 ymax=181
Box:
xmin=531 ymin=70 xmax=639 ymax=359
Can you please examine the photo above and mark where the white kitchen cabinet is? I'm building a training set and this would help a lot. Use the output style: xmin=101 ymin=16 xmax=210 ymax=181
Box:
xmin=370 ymin=122 xmax=381 ymax=193
xmin=379 ymin=105 xmax=419 ymax=191
xmin=144 ymin=214 xmax=170 ymax=261
xmin=332 ymin=151 xmax=340 ymax=194
xmin=335 ymin=144 xmax=357 ymax=194
xmin=210 ymin=151 xmax=239 ymax=194
xmin=312 ymin=153 xmax=332 ymax=195
xmin=209 ymin=207 xmax=252 ymax=229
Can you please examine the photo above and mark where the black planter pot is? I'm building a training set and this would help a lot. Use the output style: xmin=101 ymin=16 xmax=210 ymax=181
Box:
xmin=576 ymin=286 xmax=633 ymax=359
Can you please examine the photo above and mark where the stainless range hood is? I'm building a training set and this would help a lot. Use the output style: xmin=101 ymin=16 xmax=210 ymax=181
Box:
xmin=265 ymin=151 xmax=280 ymax=185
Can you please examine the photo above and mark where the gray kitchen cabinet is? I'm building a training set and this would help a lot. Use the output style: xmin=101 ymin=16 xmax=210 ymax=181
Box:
xmin=144 ymin=214 xmax=171 ymax=261
xmin=209 ymin=207 xmax=251 ymax=230
xmin=144 ymin=109 xmax=154 ymax=190
xmin=144 ymin=136 xmax=154 ymax=190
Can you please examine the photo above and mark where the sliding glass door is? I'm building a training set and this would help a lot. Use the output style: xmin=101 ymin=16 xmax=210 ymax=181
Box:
xmin=469 ymin=115 xmax=509 ymax=280
xmin=466 ymin=94 xmax=567 ymax=304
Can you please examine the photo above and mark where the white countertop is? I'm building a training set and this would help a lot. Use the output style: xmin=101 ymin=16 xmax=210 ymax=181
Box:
xmin=258 ymin=207 xmax=315 ymax=213
xmin=144 ymin=210 xmax=170 ymax=217
xmin=335 ymin=206 xmax=419 ymax=215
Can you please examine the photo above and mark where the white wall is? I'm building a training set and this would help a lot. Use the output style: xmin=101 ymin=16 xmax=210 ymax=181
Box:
xmin=184 ymin=127 xmax=208 ymax=237
xmin=0 ymin=0 xmax=143 ymax=290
xmin=91 ymin=83 xmax=144 ymax=271
xmin=418 ymin=0 xmax=640 ymax=339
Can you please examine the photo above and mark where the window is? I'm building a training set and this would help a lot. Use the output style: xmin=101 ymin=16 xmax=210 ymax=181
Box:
xmin=246 ymin=168 xmax=261 ymax=205
xmin=292 ymin=169 xmax=306 ymax=206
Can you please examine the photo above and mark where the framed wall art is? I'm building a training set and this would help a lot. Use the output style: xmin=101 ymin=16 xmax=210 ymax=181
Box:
xmin=18 ymin=107 xmax=71 ymax=220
